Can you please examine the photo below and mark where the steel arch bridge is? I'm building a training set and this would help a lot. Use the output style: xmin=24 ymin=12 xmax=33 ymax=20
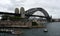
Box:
xmin=0 ymin=8 xmax=52 ymax=21
xmin=25 ymin=8 xmax=51 ymax=21
xmin=25 ymin=8 xmax=49 ymax=17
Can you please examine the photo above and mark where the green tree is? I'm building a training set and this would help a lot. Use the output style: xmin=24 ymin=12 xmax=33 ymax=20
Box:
xmin=32 ymin=22 xmax=38 ymax=26
xmin=9 ymin=16 xmax=22 ymax=21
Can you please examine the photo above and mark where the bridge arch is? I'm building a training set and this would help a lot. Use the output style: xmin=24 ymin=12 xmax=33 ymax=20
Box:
xmin=25 ymin=8 xmax=52 ymax=21
xmin=25 ymin=8 xmax=49 ymax=17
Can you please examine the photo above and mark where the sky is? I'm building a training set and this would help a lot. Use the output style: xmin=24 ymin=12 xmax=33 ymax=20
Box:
xmin=0 ymin=0 xmax=60 ymax=18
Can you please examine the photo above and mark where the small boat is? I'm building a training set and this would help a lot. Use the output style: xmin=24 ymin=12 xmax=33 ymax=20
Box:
xmin=11 ymin=30 xmax=23 ymax=35
xmin=44 ymin=29 xmax=48 ymax=32
xmin=0 ymin=29 xmax=23 ymax=35
xmin=0 ymin=29 xmax=13 ymax=33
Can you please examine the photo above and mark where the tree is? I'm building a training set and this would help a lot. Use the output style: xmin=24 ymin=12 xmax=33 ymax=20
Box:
xmin=32 ymin=22 xmax=38 ymax=26
xmin=9 ymin=16 xmax=21 ymax=21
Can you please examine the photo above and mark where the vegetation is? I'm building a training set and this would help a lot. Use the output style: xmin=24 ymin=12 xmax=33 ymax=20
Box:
xmin=1 ymin=14 xmax=22 ymax=21
xmin=9 ymin=16 xmax=22 ymax=21
xmin=32 ymin=22 xmax=38 ymax=26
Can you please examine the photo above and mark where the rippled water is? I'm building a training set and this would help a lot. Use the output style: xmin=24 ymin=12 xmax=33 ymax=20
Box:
xmin=0 ymin=22 xmax=60 ymax=36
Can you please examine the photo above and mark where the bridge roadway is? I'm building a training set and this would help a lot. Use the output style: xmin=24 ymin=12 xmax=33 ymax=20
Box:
xmin=0 ymin=12 xmax=49 ymax=18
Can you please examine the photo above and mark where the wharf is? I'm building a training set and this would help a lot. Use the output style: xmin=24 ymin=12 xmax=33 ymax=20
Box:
xmin=0 ymin=20 xmax=46 ymax=28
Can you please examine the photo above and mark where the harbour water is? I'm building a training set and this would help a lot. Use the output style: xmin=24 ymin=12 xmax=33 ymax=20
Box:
xmin=0 ymin=22 xmax=60 ymax=36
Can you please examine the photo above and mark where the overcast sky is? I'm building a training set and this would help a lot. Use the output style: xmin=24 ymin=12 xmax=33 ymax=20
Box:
xmin=0 ymin=0 xmax=60 ymax=18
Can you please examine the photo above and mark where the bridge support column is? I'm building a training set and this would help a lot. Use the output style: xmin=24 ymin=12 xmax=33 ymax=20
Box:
xmin=20 ymin=7 xmax=25 ymax=18
xmin=47 ymin=16 xmax=52 ymax=22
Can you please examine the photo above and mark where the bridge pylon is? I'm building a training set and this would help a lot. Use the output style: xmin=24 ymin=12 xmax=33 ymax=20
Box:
xmin=47 ymin=16 xmax=52 ymax=22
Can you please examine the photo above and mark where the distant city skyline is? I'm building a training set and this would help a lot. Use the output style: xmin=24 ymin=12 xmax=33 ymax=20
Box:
xmin=0 ymin=0 xmax=60 ymax=18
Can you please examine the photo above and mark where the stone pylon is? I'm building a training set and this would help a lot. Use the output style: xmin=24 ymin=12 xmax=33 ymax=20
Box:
xmin=20 ymin=7 xmax=25 ymax=18
xmin=15 ymin=8 xmax=19 ymax=14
